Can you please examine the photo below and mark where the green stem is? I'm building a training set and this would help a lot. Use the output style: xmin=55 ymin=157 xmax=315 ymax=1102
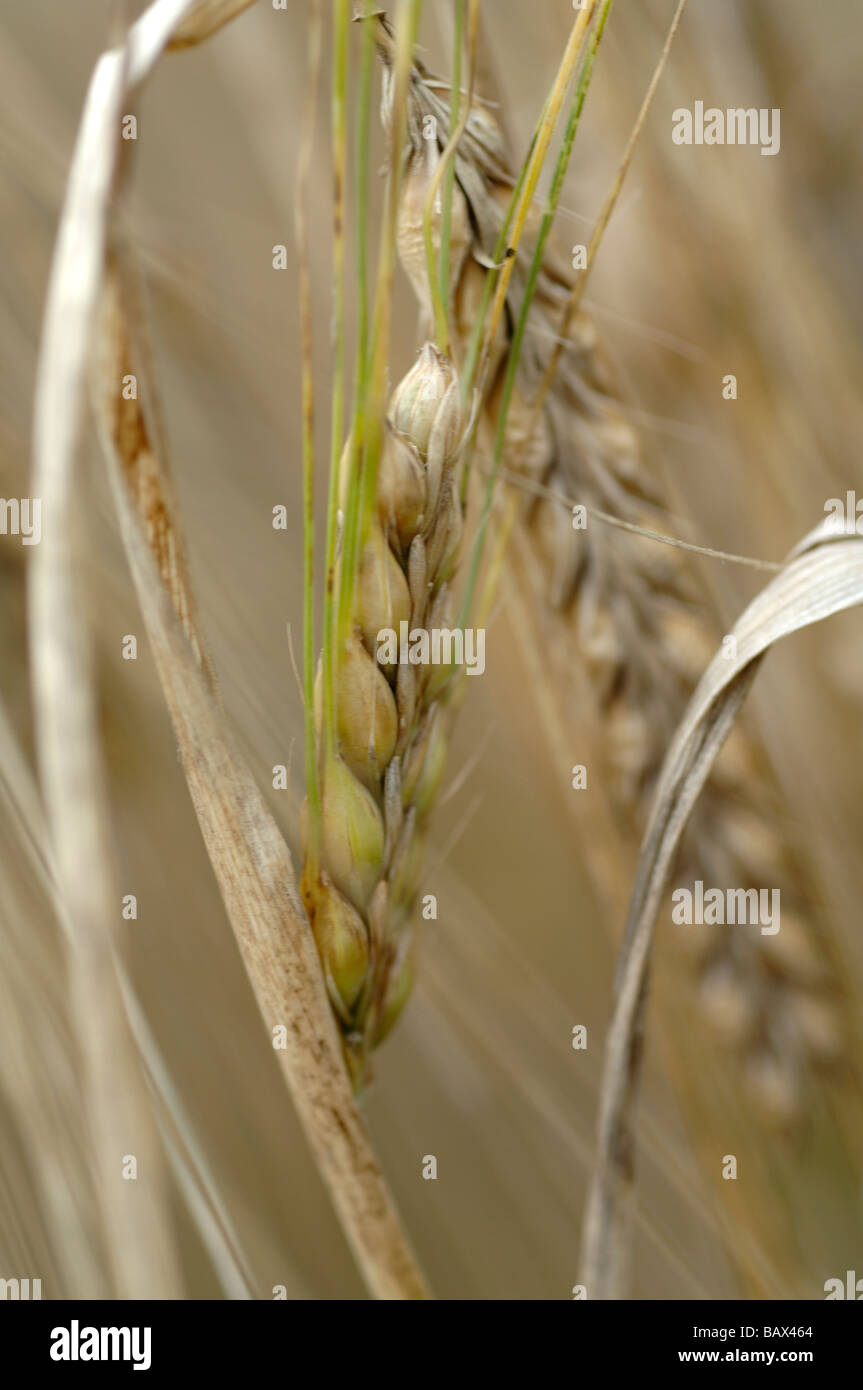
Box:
xmin=423 ymin=0 xmax=464 ymax=350
xmin=298 ymin=0 xmax=324 ymax=858
xmin=459 ymin=0 xmax=614 ymax=628
xmin=354 ymin=0 xmax=375 ymax=403
xmin=334 ymin=3 xmax=377 ymax=665
xmin=321 ymin=0 xmax=351 ymax=766
xmin=358 ymin=0 xmax=423 ymax=539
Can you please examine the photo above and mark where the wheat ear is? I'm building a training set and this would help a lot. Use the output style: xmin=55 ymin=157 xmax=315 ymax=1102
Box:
xmin=301 ymin=345 xmax=465 ymax=1087
xmin=503 ymin=258 xmax=849 ymax=1124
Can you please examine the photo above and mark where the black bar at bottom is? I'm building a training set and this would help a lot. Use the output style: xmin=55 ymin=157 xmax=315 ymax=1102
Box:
xmin=1 ymin=1298 xmax=859 ymax=1376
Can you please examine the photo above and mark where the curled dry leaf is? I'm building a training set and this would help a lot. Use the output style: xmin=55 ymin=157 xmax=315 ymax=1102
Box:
xmin=27 ymin=0 xmax=209 ymax=1300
